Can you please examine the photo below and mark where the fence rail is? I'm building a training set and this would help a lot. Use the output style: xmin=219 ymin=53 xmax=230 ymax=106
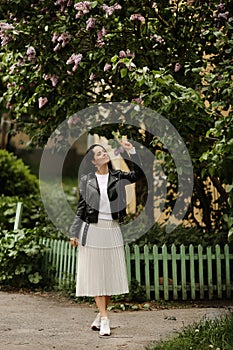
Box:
xmin=40 ymin=238 xmax=233 ymax=301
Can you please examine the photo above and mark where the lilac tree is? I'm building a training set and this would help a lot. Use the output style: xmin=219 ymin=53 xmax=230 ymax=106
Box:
xmin=0 ymin=0 xmax=232 ymax=237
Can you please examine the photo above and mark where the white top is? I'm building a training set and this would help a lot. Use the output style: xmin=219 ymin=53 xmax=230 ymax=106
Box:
xmin=95 ymin=147 xmax=136 ymax=221
xmin=95 ymin=173 xmax=112 ymax=220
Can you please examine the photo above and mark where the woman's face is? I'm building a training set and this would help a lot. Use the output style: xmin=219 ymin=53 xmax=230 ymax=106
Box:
xmin=91 ymin=146 xmax=110 ymax=168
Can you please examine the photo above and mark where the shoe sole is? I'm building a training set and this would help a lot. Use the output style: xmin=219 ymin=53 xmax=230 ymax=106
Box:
xmin=91 ymin=325 xmax=100 ymax=331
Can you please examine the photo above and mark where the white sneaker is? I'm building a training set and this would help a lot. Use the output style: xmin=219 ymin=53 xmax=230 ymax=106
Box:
xmin=99 ymin=317 xmax=110 ymax=336
xmin=91 ymin=313 xmax=101 ymax=330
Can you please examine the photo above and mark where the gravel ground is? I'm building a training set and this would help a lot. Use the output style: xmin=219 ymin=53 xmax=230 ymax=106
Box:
xmin=1 ymin=291 xmax=232 ymax=350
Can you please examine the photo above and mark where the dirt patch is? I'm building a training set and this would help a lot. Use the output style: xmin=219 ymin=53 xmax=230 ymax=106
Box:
xmin=1 ymin=290 xmax=232 ymax=350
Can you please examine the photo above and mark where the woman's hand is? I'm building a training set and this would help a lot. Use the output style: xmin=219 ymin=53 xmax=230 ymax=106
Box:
xmin=70 ymin=237 xmax=79 ymax=247
xmin=119 ymin=139 xmax=134 ymax=152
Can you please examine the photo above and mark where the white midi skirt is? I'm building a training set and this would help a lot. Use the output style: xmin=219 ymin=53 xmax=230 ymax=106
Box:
xmin=76 ymin=219 xmax=129 ymax=297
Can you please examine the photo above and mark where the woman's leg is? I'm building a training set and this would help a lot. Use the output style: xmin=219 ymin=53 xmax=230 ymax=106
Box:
xmin=94 ymin=295 xmax=110 ymax=317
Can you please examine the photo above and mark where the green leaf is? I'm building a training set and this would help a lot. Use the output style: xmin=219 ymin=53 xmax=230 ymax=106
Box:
xmin=228 ymin=227 xmax=233 ymax=241
xmin=120 ymin=68 xmax=128 ymax=78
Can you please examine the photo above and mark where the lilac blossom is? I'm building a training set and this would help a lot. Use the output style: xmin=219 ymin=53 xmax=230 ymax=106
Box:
xmin=104 ymin=63 xmax=111 ymax=72
xmin=130 ymin=13 xmax=146 ymax=23
xmin=26 ymin=46 xmax=36 ymax=62
xmin=217 ymin=3 xmax=225 ymax=11
xmin=174 ymin=62 xmax=181 ymax=72
xmin=55 ymin=0 xmax=73 ymax=12
xmin=74 ymin=1 xmax=91 ymax=18
xmin=53 ymin=32 xmax=71 ymax=51
xmin=102 ymin=3 xmax=122 ymax=16
xmin=218 ymin=12 xmax=229 ymax=20
xmin=89 ymin=72 xmax=95 ymax=80
xmin=114 ymin=146 xmax=124 ymax=156
xmin=0 ymin=22 xmax=14 ymax=46
xmin=96 ymin=27 xmax=108 ymax=47
xmin=57 ymin=32 xmax=71 ymax=47
xmin=68 ymin=114 xmax=81 ymax=127
xmin=52 ymin=32 xmax=59 ymax=43
xmin=43 ymin=74 xmax=59 ymax=87
xmin=131 ymin=97 xmax=143 ymax=105
xmin=86 ymin=17 xmax=96 ymax=30
xmin=66 ymin=53 xmax=83 ymax=71
xmin=38 ymin=97 xmax=48 ymax=109
xmin=119 ymin=49 xmax=135 ymax=58
xmin=153 ymin=34 xmax=164 ymax=44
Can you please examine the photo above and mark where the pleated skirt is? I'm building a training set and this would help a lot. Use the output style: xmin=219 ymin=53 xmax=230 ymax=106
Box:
xmin=76 ymin=219 xmax=129 ymax=297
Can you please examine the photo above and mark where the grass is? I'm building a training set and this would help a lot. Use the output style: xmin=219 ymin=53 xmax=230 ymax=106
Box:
xmin=147 ymin=312 xmax=233 ymax=350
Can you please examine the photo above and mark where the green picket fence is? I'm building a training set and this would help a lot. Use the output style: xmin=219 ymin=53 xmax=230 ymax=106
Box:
xmin=40 ymin=238 xmax=233 ymax=301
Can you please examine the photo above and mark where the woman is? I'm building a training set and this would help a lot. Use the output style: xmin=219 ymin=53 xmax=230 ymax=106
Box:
xmin=69 ymin=139 xmax=143 ymax=336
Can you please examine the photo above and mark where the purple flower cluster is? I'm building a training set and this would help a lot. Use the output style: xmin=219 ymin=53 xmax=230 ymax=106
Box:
xmin=74 ymin=1 xmax=91 ymax=18
xmin=86 ymin=17 xmax=96 ymax=30
xmin=153 ymin=34 xmax=164 ymax=44
xmin=130 ymin=13 xmax=146 ymax=23
xmin=38 ymin=97 xmax=48 ymax=109
xmin=26 ymin=46 xmax=36 ymax=62
xmin=43 ymin=73 xmax=59 ymax=87
xmin=102 ymin=3 xmax=122 ymax=16
xmin=119 ymin=49 xmax=135 ymax=58
xmin=104 ymin=63 xmax=111 ymax=72
xmin=97 ymin=27 xmax=108 ymax=47
xmin=0 ymin=22 xmax=14 ymax=46
xmin=131 ymin=97 xmax=143 ymax=105
xmin=89 ymin=72 xmax=95 ymax=80
xmin=52 ymin=32 xmax=71 ymax=51
xmin=66 ymin=53 xmax=83 ymax=72
xmin=215 ymin=3 xmax=231 ymax=22
xmin=174 ymin=62 xmax=181 ymax=72
xmin=67 ymin=114 xmax=81 ymax=127
xmin=54 ymin=0 xmax=73 ymax=12
xmin=8 ymin=59 xmax=23 ymax=75
xmin=114 ymin=146 xmax=124 ymax=156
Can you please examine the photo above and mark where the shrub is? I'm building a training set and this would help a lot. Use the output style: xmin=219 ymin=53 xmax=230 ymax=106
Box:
xmin=0 ymin=194 xmax=66 ymax=240
xmin=0 ymin=150 xmax=39 ymax=196
xmin=0 ymin=228 xmax=48 ymax=288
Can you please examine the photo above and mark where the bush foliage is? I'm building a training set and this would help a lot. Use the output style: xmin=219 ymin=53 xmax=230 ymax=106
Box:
xmin=0 ymin=228 xmax=47 ymax=288
xmin=0 ymin=150 xmax=39 ymax=196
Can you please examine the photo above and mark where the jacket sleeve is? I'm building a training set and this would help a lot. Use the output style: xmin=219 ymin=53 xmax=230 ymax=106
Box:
xmin=69 ymin=176 xmax=87 ymax=239
xmin=120 ymin=150 xmax=144 ymax=183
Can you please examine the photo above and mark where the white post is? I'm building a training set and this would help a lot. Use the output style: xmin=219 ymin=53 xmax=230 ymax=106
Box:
xmin=14 ymin=202 xmax=23 ymax=230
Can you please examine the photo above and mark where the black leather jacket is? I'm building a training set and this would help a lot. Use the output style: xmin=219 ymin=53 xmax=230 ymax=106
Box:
xmin=69 ymin=152 xmax=143 ymax=239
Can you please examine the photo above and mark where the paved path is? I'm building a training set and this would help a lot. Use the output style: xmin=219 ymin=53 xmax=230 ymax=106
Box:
xmin=0 ymin=291 xmax=232 ymax=350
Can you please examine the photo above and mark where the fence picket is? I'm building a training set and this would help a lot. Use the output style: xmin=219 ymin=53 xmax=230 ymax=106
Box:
xmin=198 ymin=245 xmax=204 ymax=299
xmin=189 ymin=245 xmax=196 ymax=300
xmin=134 ymin=245 xmax=141 ymax=284
xmin=153 ymin=245 xmax=160 ymax=301
xmin=58 ymin=240 xmax=65 ymax=287
xmin=180 ymin=245 xmax=187 ymax=300
xmin=207 ymin=246 xmax=213 ymax=299
xmin=144 ymin=245 xmax=150 ymax=300
xmin=67 ymin=243 xmax=72 ymax=287
xmin=162 ymin=245 xmax=169 ymax=300
xmin=70 ymin=245 xmax=76 ymax=285
xmin=125 ymin=244 xmax=131 ymax=286
xmin=215 ymin=245 xmax=222 ymax=299
xmin=224 ymin=244 xmax=231 ymax=298
xmin=171 ymin=244 xmax=178 ymax=300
